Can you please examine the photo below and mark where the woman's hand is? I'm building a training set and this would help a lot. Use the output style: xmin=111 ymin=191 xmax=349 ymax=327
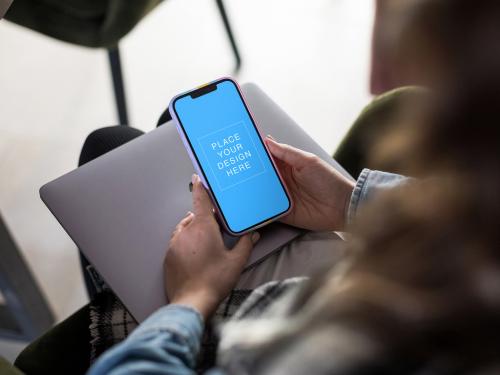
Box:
xmin=266 ymin=137 xmax=355 ymax=231
xmin=164 ymin=174 xmax=260 ymax=319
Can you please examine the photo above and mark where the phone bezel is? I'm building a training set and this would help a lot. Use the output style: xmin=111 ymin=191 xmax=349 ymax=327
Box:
xmin=169 ymin=77 xmax=292 ymax=235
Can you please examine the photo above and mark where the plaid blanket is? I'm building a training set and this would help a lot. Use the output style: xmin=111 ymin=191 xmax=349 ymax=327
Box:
xmin=87 ymin=265 xmax=304 ymax=371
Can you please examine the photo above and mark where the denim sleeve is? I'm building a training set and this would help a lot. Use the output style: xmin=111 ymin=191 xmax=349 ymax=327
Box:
xmin=87 ymin=304 xmax=216 ymax=375
xmin=347 ymin=169 xmax=410 ymax=224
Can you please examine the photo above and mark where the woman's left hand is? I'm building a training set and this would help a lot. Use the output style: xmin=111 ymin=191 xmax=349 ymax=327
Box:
xmin=164 ymin=174 xmax=260 ymax=319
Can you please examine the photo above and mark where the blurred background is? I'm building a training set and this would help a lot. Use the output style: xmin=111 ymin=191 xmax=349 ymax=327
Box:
xmin=0 ymin=0 xmax=373 ymax=360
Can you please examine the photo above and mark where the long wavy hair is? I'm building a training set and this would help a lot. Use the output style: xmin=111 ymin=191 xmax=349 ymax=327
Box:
xmin=223 ymin=1 xmax=500 ymax=373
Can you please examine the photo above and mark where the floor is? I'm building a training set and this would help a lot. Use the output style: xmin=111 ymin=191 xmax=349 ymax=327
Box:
xmin=0 ymin=0 xmax=374 ymax=362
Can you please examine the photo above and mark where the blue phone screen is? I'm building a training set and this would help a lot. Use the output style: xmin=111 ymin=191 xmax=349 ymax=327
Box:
xmin=173 ymin=80 xmax=290 ymax=233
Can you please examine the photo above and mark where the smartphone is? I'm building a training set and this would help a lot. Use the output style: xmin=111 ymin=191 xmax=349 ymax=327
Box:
xmin=169 ymin=77 xmax=292 ymax=235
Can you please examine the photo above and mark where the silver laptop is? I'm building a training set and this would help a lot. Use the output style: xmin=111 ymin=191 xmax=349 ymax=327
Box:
xmin=0 ymin=0 xmax=13 ymax=18
xmin=40 ymin=83 xmax=351 ymax=322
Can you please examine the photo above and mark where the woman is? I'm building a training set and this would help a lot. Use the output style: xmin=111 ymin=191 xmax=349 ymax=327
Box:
xmin=88 ymin=0 xmax=500 ymax=373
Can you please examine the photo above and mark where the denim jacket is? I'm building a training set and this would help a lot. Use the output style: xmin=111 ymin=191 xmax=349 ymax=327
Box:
xmin=87 ymin=169 xmax=408 ymax=375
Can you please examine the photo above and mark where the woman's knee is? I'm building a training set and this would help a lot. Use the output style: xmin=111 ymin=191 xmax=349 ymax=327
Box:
xmin=79 ymin=126 xmax=144 ymax=166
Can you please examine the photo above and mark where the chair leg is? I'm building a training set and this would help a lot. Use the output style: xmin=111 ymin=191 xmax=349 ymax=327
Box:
xmin=214 ymin=0 xmax=242 ymax=73
xmin=108 ymin=47 xmax=129 ymax=125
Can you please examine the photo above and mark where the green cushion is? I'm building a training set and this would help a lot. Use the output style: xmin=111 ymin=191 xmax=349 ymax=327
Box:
xmin=333 ymin=86 xmax=425 ymax=178
xmin=14 ymin=304 xmax=90 ymax=375
xmin=5 ymin=0 xmax=162 ymax=47
xmin=0 ymin=357 xmax=23 ymax=375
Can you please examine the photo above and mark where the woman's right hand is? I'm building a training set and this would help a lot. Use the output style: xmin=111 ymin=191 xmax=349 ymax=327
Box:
xmin=266 ymin=137 xmax=355 ymax=231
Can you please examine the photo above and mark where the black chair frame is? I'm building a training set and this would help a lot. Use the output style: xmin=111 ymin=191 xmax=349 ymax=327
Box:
xmin=108 ymin=0 xmax=242 ymax=126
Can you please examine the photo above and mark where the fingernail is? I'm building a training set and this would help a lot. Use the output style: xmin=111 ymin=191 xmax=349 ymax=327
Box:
xmin=266 ymin=138 xmax=276 ymax=148
xmin=251 ymin=231 xmax=260 ymax=243
xmin=186 ymin=210 xmax=193 ymax=216
xmin=266 ymin=134 xmax=276 ymax=141
xmin=191 ymin=173 xmax=197 ymax=185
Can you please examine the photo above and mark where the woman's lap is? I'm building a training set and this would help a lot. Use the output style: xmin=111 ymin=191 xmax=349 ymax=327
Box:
xmin=79 ymin=125 xmax=347 ymax=296
xmin=237 ymin=231 xmax=346 ymax=290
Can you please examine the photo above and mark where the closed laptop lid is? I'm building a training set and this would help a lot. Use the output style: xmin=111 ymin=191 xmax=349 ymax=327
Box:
xmin=0 ymin=0 xmax=13 ymax=18
xmin=40 ymin=83 xmax=351 ymax=322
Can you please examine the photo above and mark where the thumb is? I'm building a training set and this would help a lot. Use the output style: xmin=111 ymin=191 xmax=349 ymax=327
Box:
xmin=192 ymin=174 xmax=213 ymax=217
xmin=265 ymin=137 xmax=313 ymax=167
xmin=230 ymin=232 xmax=260 ymax=263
